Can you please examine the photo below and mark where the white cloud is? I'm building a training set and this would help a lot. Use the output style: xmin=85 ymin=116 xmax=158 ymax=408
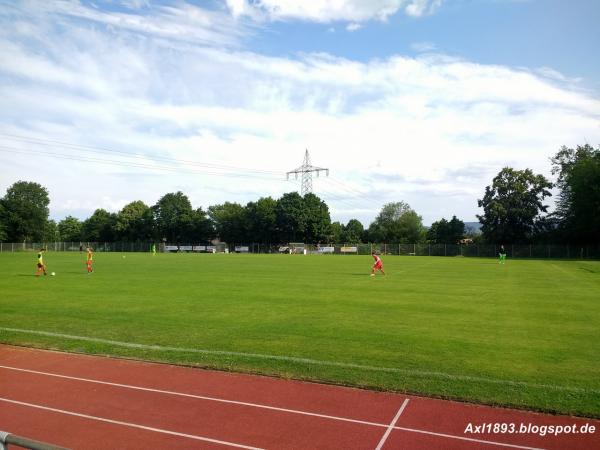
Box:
xmin=0 ymin=1 xmax=599 ymax=226
xmin=226 ymin=0 xmax=444 ymax=23
xmin=411 ymin=41 xmax=436 ymax=52
xmin=405 ymin=0 xmax=443 ymax=17
xmin=17 ymin=0 xmax=253 ymax=48
xmin=346 ymin=22 xmax=362 ymax=32
xmin=120 ymin=0 xmax=150 ymax=9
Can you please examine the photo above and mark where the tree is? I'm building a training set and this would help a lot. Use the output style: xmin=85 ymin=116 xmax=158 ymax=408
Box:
xmin=343 ymin=219 xmax=364 ymax=243
xmin=1 ymin=181 xmax=50 ymax=242
xmin=192 ymin=208 xmax=214 ymax=242
xmin=0 ymin=202 xmax=7 ymax=242
xmin=81 ymin=209 xmax=117 ymax=242
xmin=427 ymin=216 xmax=465 ymax=244
xmin=43 ymin=219 xmax=60 ymax=242
xmin=328 ymin=221 xmax=344 ymax=243
xmin=368 ymin=202 xmax=425 ymax=243
xmin=245 ymin=197 xmax=278 ymax=244
xmin=152 ymin=192 xmax=194 ymax=244
xmin=58 ymin=216 xmax=83 ymax=242
xmin=477 ymin=167 xmax=553 ymax=244
xmin=208 ymin=202 xmax=246 ymax=243
xmin=276 ymin=192 xmax=306 ymax=242
xmin=551 ymin=144 xmax=600 ymax=244
xmin=303 ymin=193 xmax=331 ymax=243
xmin=115 ymin=201 xmax=154 ymax=241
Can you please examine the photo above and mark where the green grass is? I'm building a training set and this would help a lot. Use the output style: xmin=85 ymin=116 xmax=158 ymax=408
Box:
xmin=1 ymin=252 xmax=599 ymax=417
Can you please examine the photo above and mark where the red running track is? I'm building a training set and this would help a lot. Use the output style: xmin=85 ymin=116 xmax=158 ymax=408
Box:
xmin=0 ymin=345 xmax=598 ymax=449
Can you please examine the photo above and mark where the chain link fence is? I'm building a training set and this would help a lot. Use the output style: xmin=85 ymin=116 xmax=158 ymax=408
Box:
xmin=1 ymin=242 xmax=599 ymax=259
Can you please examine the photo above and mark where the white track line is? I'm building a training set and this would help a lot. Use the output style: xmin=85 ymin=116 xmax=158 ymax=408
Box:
xmin=0 ymin=365 xmax=550 ymax=450
xmin=0 ymin=365 xmax=384 ymax=428
xmin=0 ymin=397 xmax=263 ymax=450
xmin=1 ymin=327 xmax=596 ymax=394
xmin=375 ymin=399 xmax=409 ymax=450
xmin=393 ymin=426 xmax=545 ymax=450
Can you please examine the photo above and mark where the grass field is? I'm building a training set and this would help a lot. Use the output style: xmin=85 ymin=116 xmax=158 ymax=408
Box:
xmin=1 ymin=251 xmax=599 ymax=417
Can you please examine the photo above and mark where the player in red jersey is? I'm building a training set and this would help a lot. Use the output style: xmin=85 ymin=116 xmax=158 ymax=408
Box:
xmin=370 ymin=252 xmax=385 ymax=276
xmin=86 ymin=247 xmax=94 ymax=274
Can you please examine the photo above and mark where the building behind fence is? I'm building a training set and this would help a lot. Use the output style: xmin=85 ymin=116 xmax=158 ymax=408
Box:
xmin=0 ymin=242 xmax=599 ymax=259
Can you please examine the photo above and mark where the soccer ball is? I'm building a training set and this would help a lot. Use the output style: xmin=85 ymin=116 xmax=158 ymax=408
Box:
xmin=51 ymin=272 xmax=56 ymax=276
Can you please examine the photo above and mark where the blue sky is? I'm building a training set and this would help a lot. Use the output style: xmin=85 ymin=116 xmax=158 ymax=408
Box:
xmin=256 ymin=0 xmax=600 ymax=90
xmin=0 ymin=0 xmax=599 ymax=227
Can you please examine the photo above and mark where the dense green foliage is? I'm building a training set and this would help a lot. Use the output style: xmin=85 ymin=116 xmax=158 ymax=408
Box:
xmin=57 ymin=216 xmax=83 ymax=241
xmin=114 ymin=200 xmax=154 ymax=241
xmin=551 ymin=144 xmax=600 ymax=244
xmin=82 ymin=209 xmax=117 ymax=242
xmin=0 ymin=181 xmax=50 ymax=242
xmin=1 ymin=252 xmax=598 ymax=417
xmin=427 ymin=216 xmax=465 ymax=244
xmin=477 ymin=168 xmax=553 ymax=244
xmin=244 ymin=197 xmax=278 ymax=244
xmin=367 ymin=201 xmax=425 ymax=243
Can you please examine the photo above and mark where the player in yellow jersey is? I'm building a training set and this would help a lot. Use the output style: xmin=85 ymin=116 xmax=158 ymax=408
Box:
xmin=35 ymin=248 xmax=47 ymax=276
xmin=86 ymin=247 xmax=94 ymax=274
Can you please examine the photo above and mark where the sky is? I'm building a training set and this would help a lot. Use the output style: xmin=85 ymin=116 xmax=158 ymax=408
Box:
xmin=0 ymin=0 xmax=599 ymax=227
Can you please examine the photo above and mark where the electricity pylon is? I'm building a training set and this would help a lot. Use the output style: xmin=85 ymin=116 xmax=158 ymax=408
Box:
xmin=286 ymin=150 xmax=329 ymax=195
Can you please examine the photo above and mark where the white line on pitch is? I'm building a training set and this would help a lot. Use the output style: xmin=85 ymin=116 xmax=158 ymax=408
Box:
xmin=375 ymin=399 xmax=409 ymax=450
xmin=1 ymin=327 xmax=596 ymax=394
xmin=0 ymin=397 xmax=263 ymax=450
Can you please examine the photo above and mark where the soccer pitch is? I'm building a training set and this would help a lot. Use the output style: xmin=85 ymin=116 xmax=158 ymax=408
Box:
xmin=1 ymin=252 xmax=599 ymax=417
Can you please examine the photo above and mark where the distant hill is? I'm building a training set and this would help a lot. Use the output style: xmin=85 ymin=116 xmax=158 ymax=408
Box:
xmin=464 ymin=222 xmax=482 ymax=234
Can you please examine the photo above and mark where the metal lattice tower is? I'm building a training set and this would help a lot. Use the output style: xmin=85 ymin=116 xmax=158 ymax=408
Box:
xmin=286 ymin=150 xmax=329 ymax=195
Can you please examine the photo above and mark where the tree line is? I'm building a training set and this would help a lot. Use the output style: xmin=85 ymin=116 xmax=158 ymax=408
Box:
xmin=0 ymin=144 xmax=598 ymax=245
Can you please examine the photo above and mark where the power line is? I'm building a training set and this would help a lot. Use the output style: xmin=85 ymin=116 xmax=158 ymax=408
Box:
xmin=325 ymin=177 xmax=375 ymax=202
xmin=0 ymin=132 xmax=284 ymax=176
xmin=0 ymin=145 xmax=285 ymax=182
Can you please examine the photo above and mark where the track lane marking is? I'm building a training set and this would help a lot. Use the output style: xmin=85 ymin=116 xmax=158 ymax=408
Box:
xmin=375 ymin=399 xmax=409 ymax=450
xmin=0 ymin=364 xmax=385 ymax=428
xmin=0 ymin=397 xmax=263 ymax=450
xmin=0 ymin=365 xmax=553 ymax=450
xmin=393 ymin=426 xmax=545 ymax=450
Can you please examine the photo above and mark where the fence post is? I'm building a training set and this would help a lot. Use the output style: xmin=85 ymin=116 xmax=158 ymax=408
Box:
xmin=548 ymin=245 xmax=551 ymax=258
xmin=444 ymin=244 xmax=447 ymax=257
xmin=428 ymin=244 xmax=431 ymax=256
